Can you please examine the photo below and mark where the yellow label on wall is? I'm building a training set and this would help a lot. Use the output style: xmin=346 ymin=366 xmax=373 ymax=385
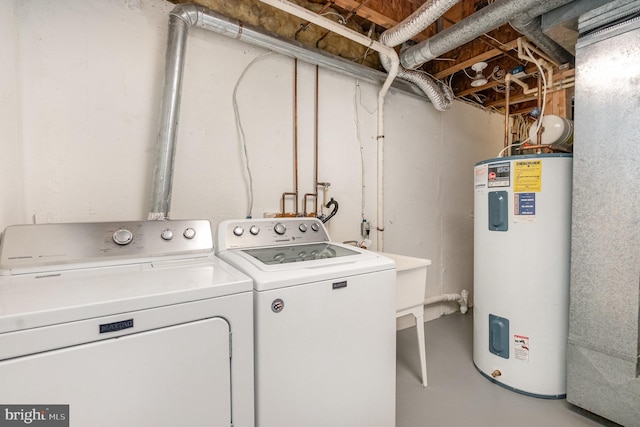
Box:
xmin=514 ymin=160 xmax=542 ymax=192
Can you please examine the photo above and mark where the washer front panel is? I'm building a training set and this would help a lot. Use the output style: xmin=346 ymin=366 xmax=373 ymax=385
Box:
xmin=0 ymin=317 xmax=232 ymax=427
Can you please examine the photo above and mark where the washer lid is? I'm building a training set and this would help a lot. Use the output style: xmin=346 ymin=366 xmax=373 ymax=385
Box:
xmin=0 ymin=255 xmax=251 ymax=334
xmin=242 ymin=242 xmax=359 ymax=265
xmin=217 ymin=243 xmax=395 ymax=291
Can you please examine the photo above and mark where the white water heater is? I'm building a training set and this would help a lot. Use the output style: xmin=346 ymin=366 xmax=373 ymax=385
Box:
xmin=473 ymin=154 xmax=572 ymax=398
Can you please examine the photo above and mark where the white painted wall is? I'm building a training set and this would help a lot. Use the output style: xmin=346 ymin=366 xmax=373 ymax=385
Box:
xmin=3 ymin=0 xmax=503 ymax=322
xmin=0 ymin=0 xmax=24 ymax=228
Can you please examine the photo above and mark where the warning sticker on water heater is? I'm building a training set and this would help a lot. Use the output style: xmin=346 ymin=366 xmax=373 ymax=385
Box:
xmin=514 ymin=192 xmax=536 ymax=222
xmin=514 ymin=335 xmax=530 ymax=362
xmin=487 ymin=162 xmax=510 ymax=188
xmin=475 ymin=164 xmax=488 ymax=192
xmin=514 ymin=160 xmax=542 ymax=192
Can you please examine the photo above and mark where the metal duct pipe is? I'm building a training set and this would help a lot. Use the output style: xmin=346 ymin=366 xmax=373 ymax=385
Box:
xmin=149 ymin=11 xmax=190 ymax=220
xmin=510 ymin=15 xmax=574 ymax=65
xmin=149 ymin=4 xmax=416 ymax=220
xmin=401 ymin=0 xmax=575 ymax=70
xmin=378 ymin=0 xmax=460 ymax=111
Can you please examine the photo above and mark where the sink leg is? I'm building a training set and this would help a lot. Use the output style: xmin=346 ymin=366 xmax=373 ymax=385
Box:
xmin=415 ymin=313 xmax=427 ymax=387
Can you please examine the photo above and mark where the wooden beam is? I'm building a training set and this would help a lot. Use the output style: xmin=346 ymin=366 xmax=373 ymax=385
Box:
xmin=332 ymin=0 xmax=408 ymax=29
xmin=456 ymin=79 xmax=503 ymax=98
xmin=433 ymin=39 xmax=519 ymax=79
xmin=331 ymin=0 xmax=434 ymax=42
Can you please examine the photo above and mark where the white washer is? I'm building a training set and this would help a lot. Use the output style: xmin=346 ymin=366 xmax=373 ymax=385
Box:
xmin=216 ymin=218 xmax=396 ymax=427
xmin=0 ymin=220 xmax=254 ymax=427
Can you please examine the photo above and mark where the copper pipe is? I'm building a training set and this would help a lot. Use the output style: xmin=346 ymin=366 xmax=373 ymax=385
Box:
xmin=279 ymin=59 xmax=300 ymax=217
xmin=314 ymin=65 xmax=320 ymax=215
xmin=294 ymin=59 xmax=299 ymax=213
xmin=516 ymin=144 xmax=551 ymax=152
xmin=281 ymin=192 xmax=298 ymax=216
xmin=303 ymin=193 xmax=318 ymax=216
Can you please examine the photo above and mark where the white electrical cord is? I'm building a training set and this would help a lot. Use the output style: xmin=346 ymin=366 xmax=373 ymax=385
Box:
xmin=232 ymin=52 xmax=273 ymax=218
xmin=497 ymin=138 xmax=530 ymax=157
xmin=320 ymin=11 xmax=346 ymax=24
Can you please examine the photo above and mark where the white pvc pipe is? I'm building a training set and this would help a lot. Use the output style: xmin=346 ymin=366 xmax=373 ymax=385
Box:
xmin=424 ymin=289 xmax=469 ymax=314
xmin=258 ymin=0 xmax=399 ymax=251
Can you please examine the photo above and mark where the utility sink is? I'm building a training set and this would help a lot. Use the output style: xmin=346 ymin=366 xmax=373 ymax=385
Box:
xmin=378 ymin=252 xmax=431 ymax=313
xmin=377 ymin=252 xmax=431 ymax=387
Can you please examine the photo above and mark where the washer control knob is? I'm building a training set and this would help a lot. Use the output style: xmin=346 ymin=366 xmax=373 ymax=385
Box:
xmin=311 ymin=223 xmax=320 ymax=232
xmin=299 ymin=223 xmax=308 ymax=232
xmin=233 ymin=226 xmax=244 ymax=237
xmin=161 ymin=229 xmax=174 ymax=241
xmin=274 ymin=223 xmax=286 ymax=235
xmin=250 ymin=225 xmax=260 ymax=236
xmin=113 ymin=229 xmax=134 ymax=246
xmin=183 ymin=228 xmax=196 ymax=239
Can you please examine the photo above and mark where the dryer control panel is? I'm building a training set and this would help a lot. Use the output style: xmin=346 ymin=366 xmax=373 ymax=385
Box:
xmin=0 ymin=220 xmax=213 ymax=274
xmin=217 ymin=218 xmax=330 ymax=250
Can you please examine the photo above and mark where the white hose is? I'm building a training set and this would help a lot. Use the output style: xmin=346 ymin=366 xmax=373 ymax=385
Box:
xmin=378 ymin=0 xmax=461 ymax=111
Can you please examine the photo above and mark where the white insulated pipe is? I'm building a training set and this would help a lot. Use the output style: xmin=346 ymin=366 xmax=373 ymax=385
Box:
xmin=258 ymin=0 xmax=399 ymax=251
xmin=424 ymin=289 xmax=469 ymax=314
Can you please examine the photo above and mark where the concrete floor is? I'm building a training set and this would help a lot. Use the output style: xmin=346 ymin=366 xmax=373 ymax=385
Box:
xmin=396 ymin=311 xmax=621 ymax=427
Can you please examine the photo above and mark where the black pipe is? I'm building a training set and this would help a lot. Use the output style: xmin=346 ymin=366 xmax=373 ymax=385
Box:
xmin=321 ymin=198 xmax=339 ymax=223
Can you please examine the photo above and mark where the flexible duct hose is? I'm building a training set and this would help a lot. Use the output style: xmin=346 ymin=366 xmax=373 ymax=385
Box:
xmin=378 ymin=0 xmax=460 ymax=111
xmin=379 ymin=0 xmax=461 ymax=47
xmin=379 ymin=53 xmax=453 ymax=111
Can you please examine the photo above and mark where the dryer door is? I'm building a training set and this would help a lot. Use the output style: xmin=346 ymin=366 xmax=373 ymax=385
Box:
xmin=0 ymin=317 xmax=231 ymax=427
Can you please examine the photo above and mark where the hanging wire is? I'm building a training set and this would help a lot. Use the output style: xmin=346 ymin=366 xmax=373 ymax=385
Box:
xmin=232 ymin=51 xmax=273 ymax=218
xmin=320 ymin=11 xmax=346 ymax=24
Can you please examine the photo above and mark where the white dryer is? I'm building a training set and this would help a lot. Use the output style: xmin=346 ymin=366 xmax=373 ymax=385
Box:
xmin=216 ymin=218 xmax=396 ymax=427
xmin=0 ymin=220 xmax=254 ymax=427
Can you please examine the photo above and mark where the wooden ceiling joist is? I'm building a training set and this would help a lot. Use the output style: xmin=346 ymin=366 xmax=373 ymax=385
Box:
xmin=331 ymin=0 xmax=433 ymax=41
xmin=433 ymin=39 xmax=519 ymax=80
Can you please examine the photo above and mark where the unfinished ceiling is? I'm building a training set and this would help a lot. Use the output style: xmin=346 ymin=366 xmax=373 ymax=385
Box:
xmin=169 ymin=0 xmax=582 ymax=117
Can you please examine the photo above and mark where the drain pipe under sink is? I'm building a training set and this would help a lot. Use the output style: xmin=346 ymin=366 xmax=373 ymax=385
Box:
xmin=425 ymin=290 xmax=469 ymax=314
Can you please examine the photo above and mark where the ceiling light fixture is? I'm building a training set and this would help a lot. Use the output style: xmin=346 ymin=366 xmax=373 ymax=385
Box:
xmin=470 ymin=61 xmax=489 ymax=87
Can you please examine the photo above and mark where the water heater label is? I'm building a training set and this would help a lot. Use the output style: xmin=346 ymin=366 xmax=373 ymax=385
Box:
xmin=514 ymin=334 xmax=530 ymax=362
xmin=487 ymin=162 xmax=510 ymax=188
xmin=514 ymin=160 xmax=542 ymax=192
xmin=475 ymin=164 xmax=488 ymax=192
xmin=514 ymin=193 xmax=536 ymax=222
